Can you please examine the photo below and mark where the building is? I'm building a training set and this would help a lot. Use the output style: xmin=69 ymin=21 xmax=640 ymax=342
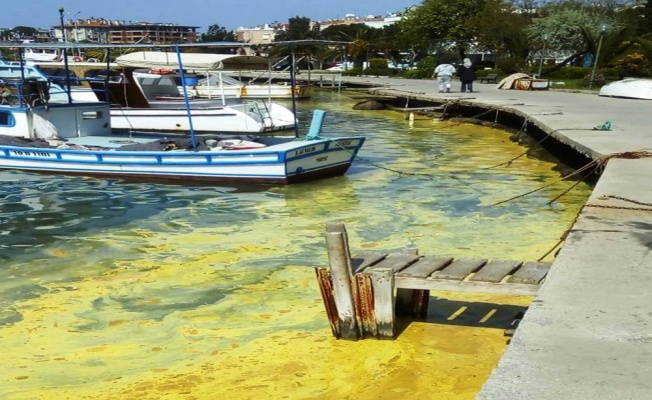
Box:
xmin=317 ymin=12 xmax=402 ymax=30
xmin=0 ymin=27 xmax=52 ymax=43
xmin=52 ymin=18 xmax=199 ymax=44
xmin=235 ymin=11 xmax=402 ymax=45
xmin=236 ymin=24 xmax=280 ymax=45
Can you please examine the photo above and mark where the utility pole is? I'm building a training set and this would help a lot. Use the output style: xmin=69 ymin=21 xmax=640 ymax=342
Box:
xmin=58 ymin=7 xmax=66 ymax=42
xmin=589 ymin=24 xmax=607 ymax=90
xmin=537 ymin=34 xmax=549 ymax=78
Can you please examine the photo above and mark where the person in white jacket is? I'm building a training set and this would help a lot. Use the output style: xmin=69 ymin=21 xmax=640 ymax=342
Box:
xmin=433 ymin=62 xmax=457 ymax=93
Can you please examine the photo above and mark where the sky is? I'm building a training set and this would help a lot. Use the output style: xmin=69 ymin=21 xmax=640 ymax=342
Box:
xmin=2 ymin=0 xmax=419 ymax=32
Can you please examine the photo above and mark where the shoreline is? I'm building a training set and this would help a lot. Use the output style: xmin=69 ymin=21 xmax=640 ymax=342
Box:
xmin=326 ymin=76 xmax=652 ymax=399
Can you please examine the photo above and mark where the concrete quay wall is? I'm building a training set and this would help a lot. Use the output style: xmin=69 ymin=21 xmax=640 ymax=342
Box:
xmin=337 ymin=76 xmax=652 ymax=399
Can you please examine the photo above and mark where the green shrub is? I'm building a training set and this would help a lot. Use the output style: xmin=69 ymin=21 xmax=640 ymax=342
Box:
xmin=601 ymin=67 xmax=620 ymax=80
xmin=368 ymin=58 xmax=388 ymax=69
xmin=363 ymin=67 xmax=395 ymax=76
xmin=581 ymin=71 xmax=605 ymax=87
xmin=415 ymin=55 xmax=438 ymax=77
xmin=544 ymin=67 xmax=591 ymax=80
xmin=476 ymin=68 xmax=499 ymax=78
xmin=342 ymin=67 xmax=363 ymax=76
xmin=614 ymin=53 xmax=651 ymax=78
xmin=399 ymin=69 xmax=432 ymax=79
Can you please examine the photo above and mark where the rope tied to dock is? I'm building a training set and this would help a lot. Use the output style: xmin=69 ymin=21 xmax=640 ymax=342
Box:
xmin=586 ymin=194 xmax=652 ymax=212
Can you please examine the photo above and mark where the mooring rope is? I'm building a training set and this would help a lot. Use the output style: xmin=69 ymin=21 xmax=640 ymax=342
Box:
xmin=493 ymin=150 xmax=652 ymax=206
xmin=491 ymin=157 xmax=601 ymax=206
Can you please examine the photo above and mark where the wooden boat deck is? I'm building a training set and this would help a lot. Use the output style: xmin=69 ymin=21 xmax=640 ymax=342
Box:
xmin=66 ymin=136 xmax=156 ymax=149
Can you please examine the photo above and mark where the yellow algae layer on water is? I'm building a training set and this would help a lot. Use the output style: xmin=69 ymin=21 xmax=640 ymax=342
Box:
xmin=2 ymin=259 xmax=530 ymax=400
xmin=0 ymin=98 xmax=591 ymax=399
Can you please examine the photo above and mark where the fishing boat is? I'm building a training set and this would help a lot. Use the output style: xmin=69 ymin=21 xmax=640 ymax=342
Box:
xmin=20 ymin=41 xmax=85 ymax=64
xmin=186 ymin=72 xmax=311 ymax=100
xmin=0 ymin=77 xmax=364 ymax=184
xmin=115 ymin=51 xmax=311 ymax=100
xmin=0 ymin=41 xmax=365 ymax=184
xmin=102 ymin=68 xmax=297 ymax=134
xmin=3 ymin=60 xmax=296 ymax=134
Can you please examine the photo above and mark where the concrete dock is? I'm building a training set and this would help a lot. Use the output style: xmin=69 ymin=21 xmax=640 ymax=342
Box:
xmin=328 ymin=75 xmax=652 ymax=399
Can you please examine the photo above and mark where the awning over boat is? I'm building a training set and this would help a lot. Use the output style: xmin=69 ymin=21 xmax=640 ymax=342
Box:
xmin=115 ymin=52 xmax=269 ymax=70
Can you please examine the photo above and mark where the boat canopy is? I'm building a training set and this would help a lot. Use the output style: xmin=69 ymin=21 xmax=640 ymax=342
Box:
xmin=115 ymin=52 xmax=269 ymax=71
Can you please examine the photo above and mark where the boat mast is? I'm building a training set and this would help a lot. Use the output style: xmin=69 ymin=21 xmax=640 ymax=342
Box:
xmin=288 ymin=44 xmax=299 ymax=138
xmin=104 ymin=48 xmax=111 ymax=104
xmin=58 ymin=7 xmax=73 ymax=104
xmin=175 ymin=45 xmax=198 ymax=149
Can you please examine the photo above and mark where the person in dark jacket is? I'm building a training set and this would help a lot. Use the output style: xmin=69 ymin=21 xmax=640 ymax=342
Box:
xmin=459 ymin=58 xmax=476 ymax=93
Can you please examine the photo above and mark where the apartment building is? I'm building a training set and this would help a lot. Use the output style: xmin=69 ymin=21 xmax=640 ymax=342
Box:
xmin=52 ymin=18 xmax=199 ymax=44
xmin=236 ymin=24 xmax=279 ymax=45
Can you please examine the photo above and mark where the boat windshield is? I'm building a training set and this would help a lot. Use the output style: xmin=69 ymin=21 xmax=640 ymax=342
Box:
xmin=200 ymin=73 xmax=242 ymax=87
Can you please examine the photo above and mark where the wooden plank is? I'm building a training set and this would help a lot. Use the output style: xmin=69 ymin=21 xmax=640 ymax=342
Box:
xmin=351 ymin=252 xmax=387 ymax=274
xmin=363 ymin=254 xmax=421 ymax=275
xmin=395 ymin=276 xmax=540 ymax=296
xmin=470 ymin=260 xmax=522 ymax=283
xmin=402 ymin=248 xmax=419 ymax=256
xmin=396 ymin=256 xmax=453 ymax=279
xmin=508 ymin=261 xmax=552 ymax=285
xmin=314 ymin=267 xmax=340 ymax=338
xmin=325 ymin=228 xmax=358 ymax=340
xmin=431 ymin=258 xmax=487 ymax=281
xmin=371 ymin=268 xmax=395 ymax=339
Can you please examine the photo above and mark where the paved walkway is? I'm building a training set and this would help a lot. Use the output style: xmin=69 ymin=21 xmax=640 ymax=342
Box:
xmin=332 ymin=75 xmax=652 ymax=399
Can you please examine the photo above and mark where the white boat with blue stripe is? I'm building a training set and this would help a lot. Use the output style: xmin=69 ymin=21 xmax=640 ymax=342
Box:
xmin=0 ymin=78 xmax=364 ymax=184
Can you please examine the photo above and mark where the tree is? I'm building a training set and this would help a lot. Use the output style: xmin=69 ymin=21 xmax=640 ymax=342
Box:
xmin=377 ymin=24 xmax=414 ymax=68
xmin=526 ymin=1 xmax=621 ymax=56
xmin=273 ymin=16 xmax=320 ymax=42
xmin=325 ymin=24 xmax=379 ymax=68
xmin=645 ymin=0 xmax=652 ymax=35
xmin=470 ymin=0 xmax=534 ymax=61
xmin=10 ymin=26 xmax=38 ymax=38
xmin=399 ymin=0 xmax=487 ymax=59
xmin=201 ymin=24 xmax=237 ymax=42
xmin=320 ymin=24 xmax=369 ymax=66
xmin=272 ymin=16 xmax=322 ymax=67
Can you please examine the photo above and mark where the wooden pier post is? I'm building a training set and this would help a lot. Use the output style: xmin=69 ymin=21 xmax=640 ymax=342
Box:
xmin=395 ymin=248 xmax=430 ymax=319
xmin=370 ymin=268 xmax=395 ymax=339
xmin=324 ymin=223 xmax=359 ymax=340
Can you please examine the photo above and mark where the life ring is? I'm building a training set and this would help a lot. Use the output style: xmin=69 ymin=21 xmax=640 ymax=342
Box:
xmin=149 ymin=68 xmax=174 ymax=75
xmin=73 ymin=56 xmax=83 ymax=62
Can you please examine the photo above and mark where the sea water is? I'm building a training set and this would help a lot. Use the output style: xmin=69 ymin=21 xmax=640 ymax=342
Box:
xmin=0 ymin=90 xmax=592 ymax=399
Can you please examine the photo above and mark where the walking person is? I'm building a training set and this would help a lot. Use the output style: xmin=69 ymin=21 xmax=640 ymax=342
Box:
xmin=433 ymin=61 xmax=456 ymax=93
xmin=459 ymin=58 xmax=476 ymax=93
